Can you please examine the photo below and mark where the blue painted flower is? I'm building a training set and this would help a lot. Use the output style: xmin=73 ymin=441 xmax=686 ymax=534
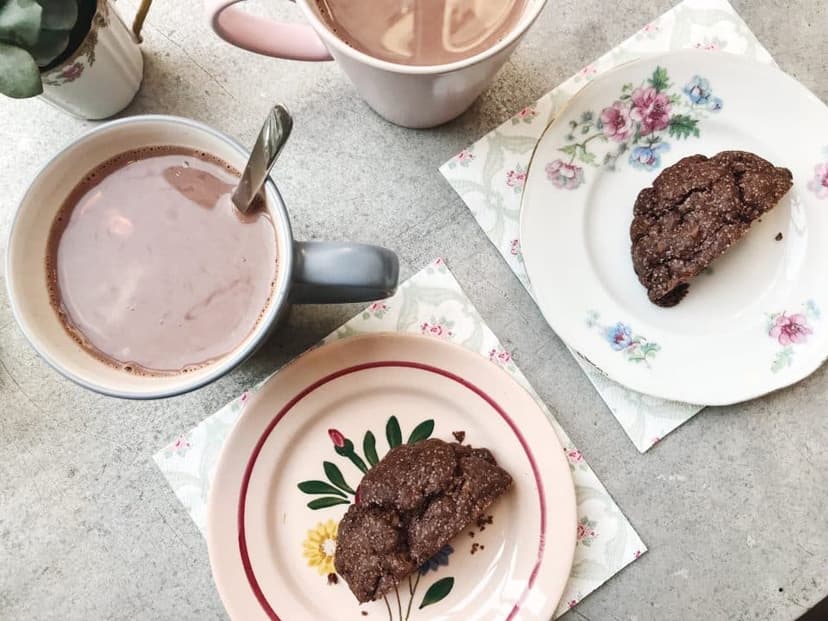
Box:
xmin=708 ymin=97 xmax=723 ymax=112
xmin=605 ymin=323 xmax=633 ymax=350
xmin=419 ymin=544 xmax=454 ymax=574
xmin=684 ymin=75 xmax=713 ymax=105
xmin=629 ymin=143 xmax=669 ymax=169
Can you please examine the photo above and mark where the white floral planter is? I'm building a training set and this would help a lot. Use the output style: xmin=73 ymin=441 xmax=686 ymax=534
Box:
xmin=40 ymin=1 xmax=144 ymax=120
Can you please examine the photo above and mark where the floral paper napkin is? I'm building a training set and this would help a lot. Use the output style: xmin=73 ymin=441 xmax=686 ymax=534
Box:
xmin=154 ymin=258 xmax=645 ymax=618
xmin=439 ymin=0 xmax=775 ymax=452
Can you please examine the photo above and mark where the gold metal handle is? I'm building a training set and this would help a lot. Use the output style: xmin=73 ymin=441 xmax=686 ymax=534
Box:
xmin=132 ymin=0 xmax=153 ymax=42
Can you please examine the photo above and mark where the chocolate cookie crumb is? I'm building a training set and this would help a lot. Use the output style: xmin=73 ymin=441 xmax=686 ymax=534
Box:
xmin=471 ymin=542 xmax=480 ymax=555
xmin=468 ymin=531 xmax=474 ymax=538
xmin=327 ymin=573 xmax=338 ymax=585
xmin=361 ymin=612 xmax=368 ymax=616
xmin=452 ymin=431 xmax=466 ymax=443
xmin=630 ymin=151 xmax=793 ymax=306
xmin=335 ymin=439 xmax=512 ymax=603
xmin=775 ymin=232 xmax=783 ymax=241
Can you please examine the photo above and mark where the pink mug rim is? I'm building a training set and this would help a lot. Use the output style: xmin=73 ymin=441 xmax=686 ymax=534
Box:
xmin=295 ymin=0 xmax=548 ymax=75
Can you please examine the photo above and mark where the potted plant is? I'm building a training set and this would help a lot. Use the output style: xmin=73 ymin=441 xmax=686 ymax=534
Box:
xmin=0 ymin=0 xmax=151 ymax=119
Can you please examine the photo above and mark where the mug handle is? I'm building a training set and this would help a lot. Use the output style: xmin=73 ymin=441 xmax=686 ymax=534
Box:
xmin=291 ymin=242 xmax=399 ymax=304
xmin=205 ymin=0 xmax=333 ymax=61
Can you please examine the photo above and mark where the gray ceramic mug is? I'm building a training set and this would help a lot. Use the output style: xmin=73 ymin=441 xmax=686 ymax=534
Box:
xmin=5 ymin=115 xmax=399 ymax=399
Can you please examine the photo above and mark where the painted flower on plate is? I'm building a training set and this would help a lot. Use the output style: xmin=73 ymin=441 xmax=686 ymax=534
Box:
xmin=769 ymin=313 xmax=812 ymax=346
xmin=808 ymin=162 xmax=828 ymax=199
xmin=510 ymin=239 xmax=521 ymax=256
xmin=419 ymin=544 xmax=454 ymax=574
xmin=605 ymin=322 xmax=633 ymax=350
xmin=566 ymin=449 xmax=583 ymax=464
xmin=600 ymin=100 xmax=633 ymax=142
xmin=629 ymin=86 xmax=671 ymax=136
xmin=545 ymin=158 xmax=584 ymax=190
xmin=303 ymin=520 xmax=338 ymax=575
xmin=629 ymin=143 xmax=669 ymax=169
xmin=328 ymin=428 xmax=346 ymax=448
xmin=683 ymin=75 xmax=713 ymax=105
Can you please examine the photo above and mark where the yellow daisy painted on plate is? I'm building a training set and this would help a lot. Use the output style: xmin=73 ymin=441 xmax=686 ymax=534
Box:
xmin=303 ymin=520 xmax=338 ymax=575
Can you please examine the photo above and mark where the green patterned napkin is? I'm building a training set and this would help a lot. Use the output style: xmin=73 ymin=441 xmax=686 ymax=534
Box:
xmin=155 ymin=258 xmax=645 ymax=617
xmin=440 ymin=0 xmax=774 ymax=452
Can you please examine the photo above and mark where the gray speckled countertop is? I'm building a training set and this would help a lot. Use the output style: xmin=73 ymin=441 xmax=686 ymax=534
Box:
xmin=1 ymin=1 xmax=826 ymax=619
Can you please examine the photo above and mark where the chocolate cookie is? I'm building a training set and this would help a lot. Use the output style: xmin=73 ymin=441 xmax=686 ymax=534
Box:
xmin=630 ymin=151 xmax=793 ymax=306
xmin=334 ymin=438 xmax=512 ymax=603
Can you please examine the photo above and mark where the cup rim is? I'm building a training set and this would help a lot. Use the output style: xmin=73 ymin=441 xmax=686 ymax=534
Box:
xmin=296 ymin=0 xmax=548 ymax=75
xmin=5 ymin=114 xmax=294 ymax=400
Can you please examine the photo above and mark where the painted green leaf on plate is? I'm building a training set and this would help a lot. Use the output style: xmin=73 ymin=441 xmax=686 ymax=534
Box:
xmin=297 ymin=480 xmax=346 ymax=498
xmin=324 ymin=461 xmax=355 ymax=494
xmin=419 ymin=576 xmax=454 ymax=609
xmin=407 ymin=420 xmax=434 ymax=444
xmin=307 ymin=497 xmax=350 ymax=510
xmin=386 ymin=416 xmax=402 ymax=448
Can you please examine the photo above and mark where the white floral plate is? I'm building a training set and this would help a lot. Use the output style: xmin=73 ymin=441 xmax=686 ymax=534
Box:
xmin=520 ymin=50 xmax=828 ymax=406
xmin=206 ymin=332 xmax=577 ymax=621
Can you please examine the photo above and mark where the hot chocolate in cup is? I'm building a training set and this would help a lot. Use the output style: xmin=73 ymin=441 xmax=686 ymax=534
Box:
xmin=6 ymin=115 xmax=399 ymax=399
xmin=206 ymin=0 xmax=548 ymax=128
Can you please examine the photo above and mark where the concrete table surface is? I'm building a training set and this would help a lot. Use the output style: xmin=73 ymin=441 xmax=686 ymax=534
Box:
xmin=1 ymin=1 xmax=826 ymax=619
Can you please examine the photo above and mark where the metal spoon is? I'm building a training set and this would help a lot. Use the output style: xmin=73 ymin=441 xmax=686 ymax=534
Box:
xmin=232 ymin=104 xmax=293 ymax=213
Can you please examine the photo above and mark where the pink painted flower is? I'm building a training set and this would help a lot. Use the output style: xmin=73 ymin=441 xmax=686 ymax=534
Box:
xmin=600 ymin=100 xmax=633 ymax=142
xmin=694 ymin=41 xmax=721 ymax=51
xmin=516 ymin=106 xmax=537 ymax=120
xmin=510 ymin=239 xmax=521 ymax=256
xmin=506 ymin=168 xmax=527 ymax=190
xmin=173 ymin=435 xmax=190 ymax=453
xmin=368 ymin=302 xmax=388 ymax=313
xmin=769 ymin=313 xmax=813 ymax=346
xmin=239 ymin=391 xmax=250 ymax=404
xmin=579 ymin=65 xmax=597 ymax=79
xmin=808 ymin=162 xmax=828 ymax=199
xmin=634 ymin=550 xmax=642 ymax=559
xmin=630 ymin=86 xmax=671 ymax=136
xmin=488 ymin=348 xmax=512 ymax=364
xmin=568 ymin=600 xmax=578 ymax=609
xmin=545 ymin=158 xmax=584 ymax=190
xmin=457 ymin=149 xmax=474 ymax=163
xmin=434 ymin=257 xmax=444 ymax=266
xmin=421 ymin=322 xmax=453 ymax=338
xmin=60 ymin=62 xmax=84 ymax=81
xmin=328 ymin=429 xmax=346 ymax=448
xmin=642 ymin=22 xmax=659 ymax=34
xmin=567 ymin=449 xmax=583 ymax=463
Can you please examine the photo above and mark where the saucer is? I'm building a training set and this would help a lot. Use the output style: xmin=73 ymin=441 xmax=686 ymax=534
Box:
xmin=206 ymin=332 xmax=576 ymax=620
xmin=520 ymin=50 xmax=828 ymax=405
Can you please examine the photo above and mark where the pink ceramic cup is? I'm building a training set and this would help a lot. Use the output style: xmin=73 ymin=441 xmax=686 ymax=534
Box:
xmin=206 ymin=0 xmax=548 ymax=128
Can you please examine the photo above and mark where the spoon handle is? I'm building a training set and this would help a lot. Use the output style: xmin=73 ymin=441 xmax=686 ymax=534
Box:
xmin=232 ymin=105 xmax=293 ymax=213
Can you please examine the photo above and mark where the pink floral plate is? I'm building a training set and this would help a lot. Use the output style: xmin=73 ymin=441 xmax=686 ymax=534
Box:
xmin=519 ymin=50 xmax=828 ymax=406
xmin=206 ymin=332 xmax=577 ymax=620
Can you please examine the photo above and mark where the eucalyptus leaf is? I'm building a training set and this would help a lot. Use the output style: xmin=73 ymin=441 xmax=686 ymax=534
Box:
xmin=0 ymin=41 xmax=42 ymax=98
xmin=0 ymin=0 xmax=42 ymax=47
xmin=37 ymin=0 xmax=78 ymax=30
xmin=29 ymin=26 xmax=68 ymax=65
xmin=419 ymin=576 xmax=454 ymax=609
